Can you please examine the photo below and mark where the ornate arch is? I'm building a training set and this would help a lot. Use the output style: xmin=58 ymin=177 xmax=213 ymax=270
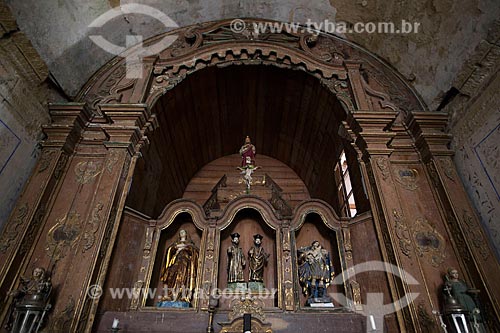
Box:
xmin=77 ymin=18 xmax=426 ymax=122
xmin=216 ymin=196 xmax=281 ymax=231
xmin=291 ymin=199 xmax=344 ymax=231
xmin=155 ymin=199 xmax=207 ymax=230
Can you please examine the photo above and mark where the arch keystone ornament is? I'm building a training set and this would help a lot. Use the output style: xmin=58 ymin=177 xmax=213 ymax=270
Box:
xmin=0 ymin=18 xmax=499 ymax=333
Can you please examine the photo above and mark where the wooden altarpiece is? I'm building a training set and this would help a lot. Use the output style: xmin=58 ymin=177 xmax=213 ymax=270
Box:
xmin=0 ymin=18 xmax=499 ymax=333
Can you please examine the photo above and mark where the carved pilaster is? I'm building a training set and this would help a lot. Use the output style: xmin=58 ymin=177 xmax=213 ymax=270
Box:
xmin=200 ymin=224 xmax=217 ymax=309
xmin=280 ymin=226 xmax=294 ymax=311
xmin=0 ymin=103 xmax=90 ymax=324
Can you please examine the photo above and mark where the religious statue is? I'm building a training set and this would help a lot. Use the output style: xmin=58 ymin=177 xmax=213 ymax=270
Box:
xmin=159 ymin=229 xmax=199 ymax=307
xmin=227 ymin=232 xmax=246 ymax=289
xmin=440 ymin=267 xmax=484 ymax=332
xmin=237 ymin=156 xmax=260 ymax=193
xmin=239 ymin=136 xmax=256 ymax=167
xmin=248 ymin=234 xmax=270 ymax=290
xmin=297 ymin=241 xmax=335 ymax=306
xmin=5 ymin=267 xmax=52 ymax=332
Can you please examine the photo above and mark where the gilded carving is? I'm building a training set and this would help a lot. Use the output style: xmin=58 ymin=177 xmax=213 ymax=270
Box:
xmin=0 ymin=203 xmax=29 ymax=253
xmin=343 ymin=227 xmax=353 ymax=260
xmin=228 ymin=297 xmax=266 ymax=322
xmin=46 ymin=212 xmax=82 ymax=261
xmin=394 ymin=168 xmax=419 ymax=191
xmin=143 ymin=227 xmax=154 ymax=257
xmin=350 ymin=280 xmax=363 ymax=311
xmin=393 ymin=210 xmax=412 ymax=258
xmin=412 ymin=218 xmax=446 ymax=267
xmin=74 ymin=161 xmax=103 ymax=184
xmin=82 ymin=203 xmax=104 ymax=253
xmin=376 ymin=157 xmax=390 ymax=181
xmin=130 ymin=280 xmax=144 ymax=310
xmin=462 ymin=210 xmax=490 ymax=260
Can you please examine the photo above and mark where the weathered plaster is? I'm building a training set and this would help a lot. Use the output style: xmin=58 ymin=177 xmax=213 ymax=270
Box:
xmin=0 ymin=3 xmax=63 ymax=229
xmin=5 ymin=0 xmax=500 ymax=109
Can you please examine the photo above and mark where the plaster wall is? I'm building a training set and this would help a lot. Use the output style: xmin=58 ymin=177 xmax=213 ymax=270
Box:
xmin=5 ymin=0 xmax=500 ymax=109
xmin=0 ymin=3 xmax=62 ymax=229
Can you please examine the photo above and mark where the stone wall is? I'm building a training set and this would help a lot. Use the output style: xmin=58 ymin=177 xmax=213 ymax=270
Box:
xmin=0 ymin=1 xmax=63 ymax=229
xmin=447 ymin=20 xmax=500 ymax=259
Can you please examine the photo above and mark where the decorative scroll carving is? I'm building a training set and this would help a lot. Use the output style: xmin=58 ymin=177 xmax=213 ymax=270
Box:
xmin=350 ymin=280 xmax=363 ymax=311
xmin=49 ymin=296 xmax=75 ymax=332
xmin=376 ymin=157 xmax=390 ymax=181
xmin=54 ymin=153 xmax=68 ymax=180
xmin=74 ymin=161 xmax=103 ymax=184
xmin=360 ymin=75 xmax=398 ymax=111
xmin=320 ymin=78 xmax=355 ymax=111
xmin=105 ymin=150 xmax=120 ymax=173
xmin=447 ymin=212 xmax=471 ymax=262
xmin=393 ymin=210 xmax=412 ymax=258
xmin=143 ymin=227 xmax=154 ymax=258
xmin=412 ymin=218 xmax=446 ymax=267
xmin=417 ymin=302 xmax=436 ymax=333
xmin=462 ymin=210 xmax=490 ymax=260
xmin=438 ymin=158 xmax=455 ymax=182
xmin=227 ymin=297 xmax=266 ymax=322
xmin=343 ymin=227 xmax=353 ymax=260
xmin=38 ymin=150 xmax=56 ymax=173
xmin=394 ymin=168 xmax=419 ymax=191
xmin=0 ymin=203 xmax=29 ymax=253
xmin=130 ymin=280 xmax=144 ymax=310
xmin=19 ymin=204 xmax=45 ymax=256
xmin=46 ymin=212 xmax=82 ymax=261
xmin=82 ymin=203 xmax=104 ymax=253
xmin=426 ymin=161 xmax=440 ymax=188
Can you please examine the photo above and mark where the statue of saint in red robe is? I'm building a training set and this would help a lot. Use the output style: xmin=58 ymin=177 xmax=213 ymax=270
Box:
xmin=239 ymin=136 xmax=256 ymax=166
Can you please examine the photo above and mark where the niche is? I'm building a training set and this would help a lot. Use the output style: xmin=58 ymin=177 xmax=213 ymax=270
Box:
xmin=218 ymin=208 xmax=277 ymax=308
xmin=294 ymin=213 xmax=344 ymax=308
xmin=147 ymin=212 xmax=202 ymax=307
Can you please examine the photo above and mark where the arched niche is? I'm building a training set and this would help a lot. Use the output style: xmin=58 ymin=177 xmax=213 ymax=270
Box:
xmin=146 ymin=211 xmax=203 ymax=308
xmin=294 ymin=212 xmax=344 ymax=308
xmin=218 ymin=208 xmax=278 ymax=308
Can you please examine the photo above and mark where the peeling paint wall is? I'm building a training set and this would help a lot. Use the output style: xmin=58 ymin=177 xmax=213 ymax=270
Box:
xmin=447 ymin=23 xmax=500 ymax=258
xmin=0 ymin=2 xmax=63 ymax=229
xmin=5 ymin=0 xmax=500 ymax=109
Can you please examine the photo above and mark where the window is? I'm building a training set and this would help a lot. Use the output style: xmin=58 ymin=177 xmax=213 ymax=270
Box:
xmin=334 ymin=150 xmax=357 ymax=217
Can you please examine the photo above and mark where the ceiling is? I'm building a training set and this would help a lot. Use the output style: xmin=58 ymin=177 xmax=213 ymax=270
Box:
xmin=5 ymin=0 xmax=499 ymax=109
xmin=125 ymin=64 xmax=368 ymax=218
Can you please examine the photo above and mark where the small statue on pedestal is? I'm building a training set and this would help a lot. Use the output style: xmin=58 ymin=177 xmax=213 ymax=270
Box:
xmin=238 ymin=137 xmax=260 ymax=194
xmin=239 ymin=136 xmax=256 ymax=167
xmin=158 ymin=229 xmax=199 ymax=308
xmin=440 ymin=267 xmax=484 ymax=332
xmin=5 ymin=267 xmax=52 ymax=333
xmin=227 ymin=232 xmax=246 ymax=291
xmin=248 ymin=234 xmax=270 ymax=291
xmin=298 ymin=241 xmax=335 ymax=307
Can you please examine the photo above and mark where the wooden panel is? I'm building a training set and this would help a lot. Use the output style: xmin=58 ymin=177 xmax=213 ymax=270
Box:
xmin=126 ymin=65 xmax=369 ymax=218
xmin=183 ymin=154 xmax=310 ymax=208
